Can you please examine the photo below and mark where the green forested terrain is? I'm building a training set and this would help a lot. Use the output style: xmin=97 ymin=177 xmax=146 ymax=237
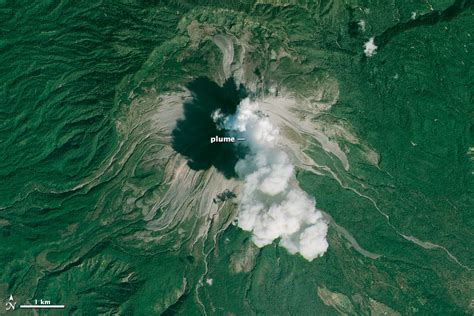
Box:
xmin=0 ymin=0 xmax=472 ymax=315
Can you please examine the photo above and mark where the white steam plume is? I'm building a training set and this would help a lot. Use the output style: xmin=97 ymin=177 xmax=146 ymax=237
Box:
xmin=213 ymin=98 xmax=328 ymax=261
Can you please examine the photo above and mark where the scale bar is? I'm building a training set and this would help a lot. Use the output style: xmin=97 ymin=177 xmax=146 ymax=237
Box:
xmin=20 ymin=305 xmax=65 ymax=309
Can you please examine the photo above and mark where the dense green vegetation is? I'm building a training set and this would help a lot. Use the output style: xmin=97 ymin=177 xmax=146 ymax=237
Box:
xmin=0 ymin=0 xmax=472 ymax=314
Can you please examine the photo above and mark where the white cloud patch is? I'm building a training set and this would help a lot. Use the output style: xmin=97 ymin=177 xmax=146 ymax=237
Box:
xmin=363 ymin=37 xmax=377 ymax=57
xmin=213 ymin=98 xmax=328 ymax=261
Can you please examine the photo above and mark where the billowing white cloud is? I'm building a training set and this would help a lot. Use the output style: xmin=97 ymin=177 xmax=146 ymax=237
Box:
xmin=363 ymin=37 xmax=377 ymax=57
xmin=213 ymin=98 xmax=328 ymax=261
